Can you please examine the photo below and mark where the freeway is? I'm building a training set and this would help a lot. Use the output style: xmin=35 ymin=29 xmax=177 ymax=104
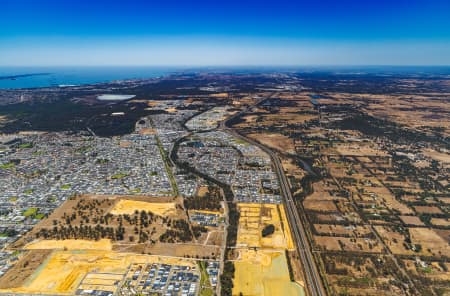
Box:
xmin=271 ymin=152 xmax=326 ymax=296
xmin=221 ymin=94 xmax=326 ymax=296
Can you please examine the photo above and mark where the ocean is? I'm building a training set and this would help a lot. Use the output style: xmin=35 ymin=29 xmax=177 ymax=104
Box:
xmin=0 ymin=66 xmax=179 ymax=89
xmin=1 ymin=66 xmax=449 ymax=89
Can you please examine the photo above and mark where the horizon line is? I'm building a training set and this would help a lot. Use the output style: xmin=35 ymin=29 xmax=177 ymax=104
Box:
xmin=1 ymin=64 xmax=450 ymax=68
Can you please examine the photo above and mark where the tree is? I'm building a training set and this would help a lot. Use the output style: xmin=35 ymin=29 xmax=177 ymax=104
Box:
xmin=262 ymin=224 xmax=275 ymax=237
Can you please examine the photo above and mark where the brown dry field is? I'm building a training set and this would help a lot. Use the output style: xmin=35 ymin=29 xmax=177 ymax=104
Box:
xmin=304 ymin=200 xmax=338 ymax=212
xmin=356 ymin=193 xmax=379 ymax=204
xmin=314 ymin=236 xmax=383 ymax=253
xmin=335 ymin=201 xmax=362 ymax=223
xmin=0 ymin=250 xmax=52 ymax=289
xmin=356 ymin=156 xmax=373 ymax=163
xmin=314 ymin=213 xmax=345 ymax=223
xmin=327 ymin=275 xmax=399 ymax=296
xmin=414 ymin=205 xmax=443 ymax=214
xmin=438 ymin=197 xmax=450 ymax=204
xmin=361 ymin=206 xmax=391 ymax=216
xmin=302 ymin=181 xmax=345 ymax=214
xmin=383 ymin=180 xmax=423 ymax=192
xmin=264 ymin=112 xmax=317 ymax=125
xmin=376 ymin=226 xmax=450 ymax=257
xmin=369 ymin=106 xmax=449 ymax=132
xmin=422 ymin=148 xmax=450 ymax=164
xmin=286 ymin=250 xmax=305 ymax=286
xmin=196 ymin=185 xmax=209 ymax=197
xmin=328 ymin=256 xmax=374 ymax=277
xmin=364 ymin=185 xmax=414 ymax=215
xmin=247 ymin=132 xmax=296 ymax=154
xmin=403 ymin=259 xmax=450 ymax=282
xmin=433 ymin=228 xmax=450 ymax=243
xmin=281 ymin=156 xmax=306 ymax=181
xmin=237 ymin=112 xmax=316 ymax=129
xmin=325 ymin=92 xmax=450 ymax=136
xmin=210 ymin=92 xmax=229 ymax=98
xmin=438 ymin=179 xmax=449 ymax=187
xmin=138 ymin=127 xmax=157 ymax=135
xmin=335 ymin=143 xmax=389 ymax=157
xmin=375 ymin=226 xmax=415 ymax=255
xmin=144 ymin=242 xmax=220 ymax=258
xmin=322 ymin=253 xmax=407 ymax=296
xmin=236 ymin=114 xmax=260 ymax=126
xmin=334 ymin=286 xmax=398 ymax=296
xmin=303 ymin=189 xmax=340 ymax=202
xmin=328 ymin=165 xmax=352 ymax=179
xmin=309 ymin=180 xmax=341 ymax=197
xmin=431 ymin=218 xmax=450 ymax=227
xmin=399 ymin=215 xmax=425 ymax=226
xmin=118 ymin=140 xmax=132 ymax=148
xmin=313 ymin=224 xmax=371 ymax=236
xmin=146 ymin=100 xmax=163 ymax=107
xmin=204 ymin=230 xmax=224 ymax=246
xmin=239 ymin=98 xmax=263 ymax=107
xmin=0 ymin=115 xmax=7 ymax=122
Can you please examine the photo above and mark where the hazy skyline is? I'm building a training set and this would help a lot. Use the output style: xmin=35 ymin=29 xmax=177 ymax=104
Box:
xmin=2 ymin=0 xmax=450 ymax=66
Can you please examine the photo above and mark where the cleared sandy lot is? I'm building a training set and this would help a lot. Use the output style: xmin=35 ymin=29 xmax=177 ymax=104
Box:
xmin=233 ymin=249 xmax=304 ymax=296
xmin=110 ymin=199 xmax=176 ymax=216
xmin=24 ymin=239 xmax=113 ymax=251
xmin=236 ymin=203 xmax=294 ymax=250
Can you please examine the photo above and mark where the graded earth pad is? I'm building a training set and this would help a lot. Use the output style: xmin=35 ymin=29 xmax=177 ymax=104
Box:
xmin=24 ymin=239 xmax=113 ymax=251
xmin=236 ymin=203 xmax=294 ymax=250
xmin=0 ymin=250 xmax=52 ymax=289
xmin=232 ymin=249 xmax=304 ymax=296
xmin=0 ymin=250 xmax=196 ymax=295
xmin=109 ymin=199 xmax=176 ymax=216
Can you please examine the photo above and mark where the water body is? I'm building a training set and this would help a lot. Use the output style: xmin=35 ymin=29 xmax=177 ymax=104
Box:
xmin=2 ymin=66 xmax=449 ymax=90
xmin=0 ymin=66 xmax=178 ymax=89
xmin=97 ymin=94 xmax=136 ymax=101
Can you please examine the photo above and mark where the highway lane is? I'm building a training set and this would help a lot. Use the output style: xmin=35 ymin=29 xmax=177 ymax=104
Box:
xmin=221 ymin=93 xmax=326 ymax=295
xmin=226 ymin=129 xmax=326 ymax=296
xmin=272 ymin=153 xmax=326 ymax=296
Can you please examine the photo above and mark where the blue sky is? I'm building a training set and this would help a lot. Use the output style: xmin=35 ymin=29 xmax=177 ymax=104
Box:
xmin=1 ymin=0 xmax=450 ymax=66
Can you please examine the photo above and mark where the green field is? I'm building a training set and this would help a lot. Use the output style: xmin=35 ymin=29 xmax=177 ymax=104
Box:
xmin=111 ymin=173 xmax=129 ymax=179
xmin=23 ymin=208 xmax=38 ymax=217
xmin=35 ymin=213 xmax=46 ymax=220
xmin=19 ymin=143 xmax=34 ymax=149
xmin=24 ymin=189 xmax=34 ymax=195
xmin=0 ymin=162 xmax=15 ymax=169
xmin=198 ymin=261 xmax=214 ymax=296
xmin=60 ymin=184 xmax=71 ymax=190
